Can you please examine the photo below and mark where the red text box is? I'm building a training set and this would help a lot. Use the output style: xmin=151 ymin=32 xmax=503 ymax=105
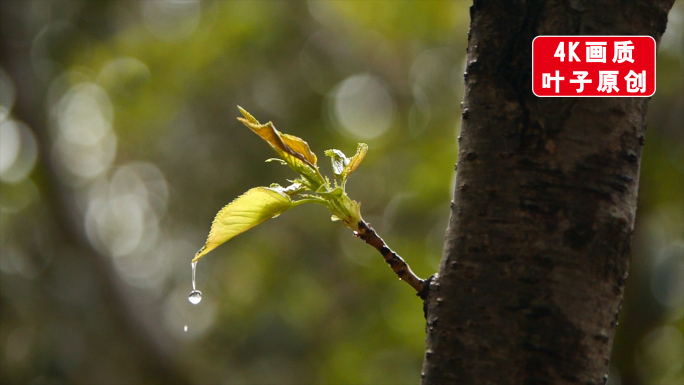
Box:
xmin=532 ymin=36 xmax=655 ymax=97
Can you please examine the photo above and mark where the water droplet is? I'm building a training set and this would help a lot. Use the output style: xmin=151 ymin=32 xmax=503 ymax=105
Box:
xmin=183 ymin=325 xmax=188 ymax=332
xmin=188 ymin=290 xmax=202 ymax=305
xmin=188 ymin=261 xmax=202 ymax=304
xmin=191 ymin=261 xmax=198 ymax=290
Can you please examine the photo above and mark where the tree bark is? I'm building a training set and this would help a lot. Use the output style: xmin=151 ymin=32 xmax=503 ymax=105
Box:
xmin=421 ymin=1 xmax=675 ymax=384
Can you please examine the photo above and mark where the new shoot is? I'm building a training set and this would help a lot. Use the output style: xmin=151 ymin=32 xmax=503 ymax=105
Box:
xmin=192 ymin=107 xmax=426 ymax=300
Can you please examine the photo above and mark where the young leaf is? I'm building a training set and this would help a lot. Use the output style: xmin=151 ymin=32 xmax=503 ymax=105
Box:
xmin=237 ymin=106 xmax=324 ymax=189
xmin=280 ymin=133 xmax=318 ymax=166
xmin=269 ymin=182 xmax=305 ymax=196
xmin=265 ymin=158 xmax=287 ymax=165
xmin=341 ymin=143 xmax=368 ymax=181
xmin=193 ymin=187 xmax=295 ymax=262
xmin=318 ymin=187 xmax=362 ymax=231
xmin=324 ymin=149 xmax=349 ymax=178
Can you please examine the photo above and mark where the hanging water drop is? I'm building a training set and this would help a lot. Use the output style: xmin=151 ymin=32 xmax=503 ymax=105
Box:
xmin=188 ymin=261 xmax=202 ymax=305
xmin=191 ymin=261 xmax=198 ymax=290
xmin=188 ymin=290 xmax=202 ymax=304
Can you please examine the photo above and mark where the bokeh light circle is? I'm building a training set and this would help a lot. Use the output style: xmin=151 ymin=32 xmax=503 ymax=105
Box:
xmin=330 ymin=73 xmax=395 ymax=140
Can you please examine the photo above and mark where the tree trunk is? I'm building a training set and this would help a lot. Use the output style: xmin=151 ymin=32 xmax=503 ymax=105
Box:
xmin=421 ymin=1 xmax=675 ymax=384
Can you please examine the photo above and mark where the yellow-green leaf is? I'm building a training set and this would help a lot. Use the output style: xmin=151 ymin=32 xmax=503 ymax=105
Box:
xmin=237 ymin=106 xmax=323 ymax=188
xmin=236 ymin=105 xmax=259 ymax=125
xmin=237 ymin=107 xmax=317 ymax=166
xmin=193 ymin=187 xmax=294 ymax=262
xmin=280 ymin=133 xmax=317 ymax=166
xmin=341 ymin=143 xmax=368 ymax=181
xmin=324 ymin=149 xmax=349 ymax=178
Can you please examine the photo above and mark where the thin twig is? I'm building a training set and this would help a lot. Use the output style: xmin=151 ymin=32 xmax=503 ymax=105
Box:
xmin=355 ymin=220 xmax=427 ymax=297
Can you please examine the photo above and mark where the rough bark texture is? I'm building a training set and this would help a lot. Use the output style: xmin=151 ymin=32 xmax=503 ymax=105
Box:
xmin=421 ymin=1 xmax=675 ymax=384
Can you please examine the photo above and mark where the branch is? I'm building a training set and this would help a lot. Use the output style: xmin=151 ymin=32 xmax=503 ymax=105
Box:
xmin=355 ymin=220 xmax=428 ymax=298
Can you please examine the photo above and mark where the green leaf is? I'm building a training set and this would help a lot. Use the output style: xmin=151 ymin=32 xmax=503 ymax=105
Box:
xmin=324 ymin=149 xmax=349 ymax=178
xmin=265 ymin=158 xmax=287 ymax=165
xmin=280 ymin=133 xmax=318 ymax=166
xmin=269 ymin=182 xmax=305 ymax=196
xmin=318 ymin=186 xmax=362 ymax=230
xmin=341 ymin=143 xmax=367 ymax=181
xmin=193 ymin=187 xmax=295 ymax=262
xmin=324 ymin=143 xmax=367 ymax=183
xmin=237 ymin=106 xmax=324 ymax=189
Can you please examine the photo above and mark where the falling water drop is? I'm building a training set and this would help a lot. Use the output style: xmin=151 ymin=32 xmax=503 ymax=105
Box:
xmin=184 ymin=325 xmax=188 ymax=332
xmin=188 ymin=261 xmax=202 ymax=305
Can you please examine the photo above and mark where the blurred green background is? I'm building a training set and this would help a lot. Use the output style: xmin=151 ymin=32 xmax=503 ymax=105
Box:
xmin=0 ymin=1 xmax=681 ymax=384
